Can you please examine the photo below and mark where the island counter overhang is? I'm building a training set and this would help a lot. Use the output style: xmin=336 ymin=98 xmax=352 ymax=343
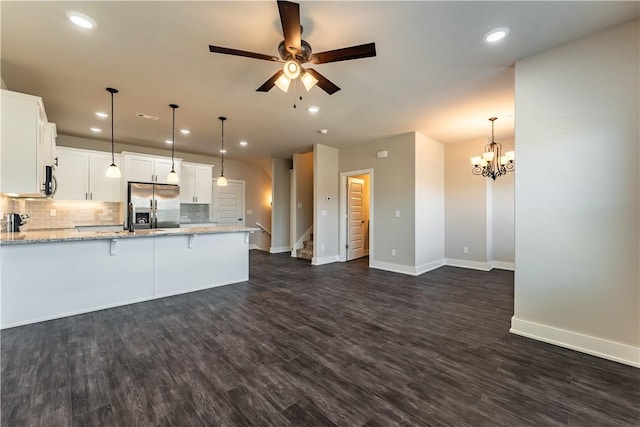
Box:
xmin=1 ymin=226 xmax=258 ymax=329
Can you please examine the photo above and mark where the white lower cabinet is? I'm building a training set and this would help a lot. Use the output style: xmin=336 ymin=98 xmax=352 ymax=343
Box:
xmin=55 ymin=147 xmax=122 ymax=202
xmin=180 ymin=162 xmax=213 ymax=204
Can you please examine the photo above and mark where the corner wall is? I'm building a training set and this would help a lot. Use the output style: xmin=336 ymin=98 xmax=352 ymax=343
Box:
xmin=313 ymin=144 xmax=340 ymax=265
xmin=415 ymin=132 xmax=445 ymax=273
xmin=270 ymin=158 xmax=292 ymax=253
xmin=512 ymin=20 xmax=640 ymax=367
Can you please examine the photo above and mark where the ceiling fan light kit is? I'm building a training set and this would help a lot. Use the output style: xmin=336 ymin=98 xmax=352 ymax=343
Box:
xmin=208 ymin=0 xmax=376 ymax=96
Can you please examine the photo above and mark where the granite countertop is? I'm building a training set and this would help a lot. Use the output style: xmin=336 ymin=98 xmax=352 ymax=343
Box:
xmin=0 ymin=225 xmax=259 ymax=245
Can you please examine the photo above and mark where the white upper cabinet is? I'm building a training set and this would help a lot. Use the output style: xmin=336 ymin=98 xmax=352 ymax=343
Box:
xmin=1 ymin=89 xmax=52 ymax=196
xmin=123 ymin=152 xmax=181 ymax=184
xmin=180 ymin=162 xmax=213 ymax=204
xmin=55 ymin=147 xmax=122 ymax=202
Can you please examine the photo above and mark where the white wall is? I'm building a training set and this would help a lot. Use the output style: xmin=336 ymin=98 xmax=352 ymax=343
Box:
xmin=270 ymin=158 xmax=292 ymax=253
xmin=444 ymin=136 xmax=515 ymax=270
xmin=293 ymin=152 xmax=313 ymax=247
xmin=415 ymin=132 xmax=445 ymax=273
xmin=313 ymin=144 xmax=340 ymax=265
xmin=512 ymin=20 xmax=639 ymax=367
xmin=444 ymin=139 xmax=491 ymax=265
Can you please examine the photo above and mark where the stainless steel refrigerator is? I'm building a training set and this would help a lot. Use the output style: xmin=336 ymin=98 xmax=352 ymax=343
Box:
xmin=127 ymin=182 xmax=180 ymax=230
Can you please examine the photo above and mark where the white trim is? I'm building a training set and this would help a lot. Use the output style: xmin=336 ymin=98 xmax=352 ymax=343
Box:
xmin=415 ymin=259 xmax=446 ymax=275
xmin=312 ymin=255 xmax=340 ymax=266
xmin=370 ymin=259 xmax=445 ymax=276
xmin=249 ymin=243 xmax=261 ymax=251
xmin=370 ymin=260 xmax=416 ymax=275
xmin=445 ymin=258 xmax=492 ymax=271
xmin=339 ymin=169 xmax=374 ymax=265
xmin=269 ymin=245 xmax=291 ymax=254
xmin=510 ymin=317 xmax=640 ymax=368
xmin=492 ymin=261 xmax=515 ymax=271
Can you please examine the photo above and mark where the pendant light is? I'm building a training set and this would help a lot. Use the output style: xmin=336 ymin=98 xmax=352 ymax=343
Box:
xmin=217 ymin=116 xmax=228 ymax=186
xmin=166 ymin=104 xmax=180 ymax=183
xmin=470 ymin=117 xmax=515 ymax=180
xmin=105 ymin=87 xmax=121 ymax=178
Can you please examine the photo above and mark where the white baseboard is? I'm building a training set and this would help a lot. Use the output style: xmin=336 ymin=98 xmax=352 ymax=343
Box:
xmin=445 ymin=258 xmax=492 ymax=271
xmin=269 ymin=246 xmax=290 ymax=254
xmin=415 ymin=259 xmax=446 ymax=275
xmin=370 ymin=259 xmax=444 ymax=276
xmin=492 ymin=261 xmax=515 ymax=271
xmin=510 ymin=316 xmax=640 ymax=368
xmin=312 ymin=255 xmax=340 ymax=266
xmin=249 ymin=244 xmax=262 ymax=251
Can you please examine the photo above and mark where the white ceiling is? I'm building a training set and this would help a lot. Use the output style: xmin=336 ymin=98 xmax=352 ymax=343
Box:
xmin=2 ymin=1 xmax=638 ymax=163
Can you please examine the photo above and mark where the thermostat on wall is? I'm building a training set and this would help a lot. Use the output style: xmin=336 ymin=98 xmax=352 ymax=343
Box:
xmin=376 ymin=150 xmax=388 ymax=158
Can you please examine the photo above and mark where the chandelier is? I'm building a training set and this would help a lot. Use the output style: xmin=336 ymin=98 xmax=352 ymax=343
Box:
xmin=470 ymin=117 xmax=514 ymax=180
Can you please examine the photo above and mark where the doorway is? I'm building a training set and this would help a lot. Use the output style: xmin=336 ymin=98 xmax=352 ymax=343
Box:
xmin=339 ymin=169 xmax=373 ymax=264
xmin=211 ymin=178 xmax=245 ymax=226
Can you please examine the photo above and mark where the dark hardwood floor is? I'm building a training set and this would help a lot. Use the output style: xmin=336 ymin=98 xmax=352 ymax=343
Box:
xmin=2 ymin=251 xmax=639 ymax=426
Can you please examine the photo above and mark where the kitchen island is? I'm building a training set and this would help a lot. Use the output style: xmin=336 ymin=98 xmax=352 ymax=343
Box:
xmin=1 ymin=226 xmax=257 ymax=328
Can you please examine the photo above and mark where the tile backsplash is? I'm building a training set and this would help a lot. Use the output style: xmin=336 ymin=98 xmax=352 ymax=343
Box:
xmin=180 ymin=203 xmax=210 ymax=224
xmin=1 ymin=196 xmax=122 ymax=231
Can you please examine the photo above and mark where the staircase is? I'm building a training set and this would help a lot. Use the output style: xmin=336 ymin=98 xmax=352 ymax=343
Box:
xmin=296 ymin=233 xmax=313 ymax=260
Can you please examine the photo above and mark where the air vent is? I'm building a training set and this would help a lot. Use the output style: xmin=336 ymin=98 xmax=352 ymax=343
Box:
xmin=136 ymin=113 xmax=159 ymax=121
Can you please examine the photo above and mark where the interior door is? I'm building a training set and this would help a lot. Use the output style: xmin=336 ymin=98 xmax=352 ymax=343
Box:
xmin=211 ymin=179 xmax=245 ymax=226
xmin=348 ymin=177 xmax=365 ymax=260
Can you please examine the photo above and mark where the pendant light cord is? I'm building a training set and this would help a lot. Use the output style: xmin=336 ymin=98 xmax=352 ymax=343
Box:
xmin=219 ymin=116 xmax=227 ymax=176
xmin=171 ymin=106 xmax=176 ymax=169
xmin=106 ymin=87 xmax=119 ymax=165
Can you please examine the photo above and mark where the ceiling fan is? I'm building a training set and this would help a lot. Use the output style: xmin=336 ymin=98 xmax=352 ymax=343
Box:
xmin=208 ymin=0 xmax=376 ymax=95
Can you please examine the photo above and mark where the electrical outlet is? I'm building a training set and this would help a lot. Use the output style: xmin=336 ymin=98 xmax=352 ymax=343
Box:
xmin=395 ymin=210 xmax=400 ymax=218
xmin=247 ymin=209 xmax=253 ymax=215
xmin=391 ymin=249 xmax=397 ymax=256
xmin=50 ymin=209 xmax=56 ymax=217
xmin=463 ymin=247 xmax=469 ymax=254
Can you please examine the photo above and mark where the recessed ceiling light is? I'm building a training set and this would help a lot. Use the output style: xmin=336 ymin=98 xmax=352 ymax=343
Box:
xmin=165 ymin=140 xmax=173 ymax=144
xmin=180 ymin=129 xmax=190 ymax=135
xmin=319 ymin=129 xmax=328 ymax=134
xmin=220 ymin=149 xmax=227 ymax=154
xmin=483 ymin=27 xmax=510 ymax=43
xmin=95 ymin=112 xmax=108 ymax=118
xmin=90 ymin=127 xmax=101 ymax=132
xmin=239 ymin=141 xmax=248 ymax=146
xmin=65 ymin=11 xmax=96 ymax=29
xmin=308 ymin=105 xmax=320 ymax=113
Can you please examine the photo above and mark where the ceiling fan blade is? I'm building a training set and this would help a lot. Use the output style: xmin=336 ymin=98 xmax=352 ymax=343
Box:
xmin=256 ymin=70 xmax=285 ymax=92
xmin=209 ymin=45 xmax=280 ymax=62
xmin=277 ymin=1 xmax=301 ymax=55
xmin=304 ymin=68 xmax=340 ymax=95
xmin=309 ymin=42 xmax=376 ymax=64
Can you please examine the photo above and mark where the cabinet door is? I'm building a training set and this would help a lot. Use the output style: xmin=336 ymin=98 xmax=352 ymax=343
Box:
xmin=125 ymin=155 xmax=154 ymax=182
xmin=180 ymin=163 xmax=196 ymax=203
xmin=55 ymin=148 xmax=89 ymax=200
xmin=1 ymin=91 xmax=40 ymax=195
xmin=154 ymin=158 xmax=180 ymax=184
xmin=89 ymin=153 xmax=122 ymax=202
xmin=194 ymin=165 xmax=213 ymax=204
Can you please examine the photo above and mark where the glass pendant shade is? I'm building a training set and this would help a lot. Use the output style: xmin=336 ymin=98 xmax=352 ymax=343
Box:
xmin=217 ymin=175 xmax=228 ymax=187
xmin=106 ymin=163 xmax=121 ymax=178
xmin=301 ymin=71 xmax=318 ymax=91
xmin=275 ymin=75 xmax=291 ymax=92
xmin=167 ymin=170 xmax=179 ymax=183
xmin=283 ymin=60 xmax=301 ymax=80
